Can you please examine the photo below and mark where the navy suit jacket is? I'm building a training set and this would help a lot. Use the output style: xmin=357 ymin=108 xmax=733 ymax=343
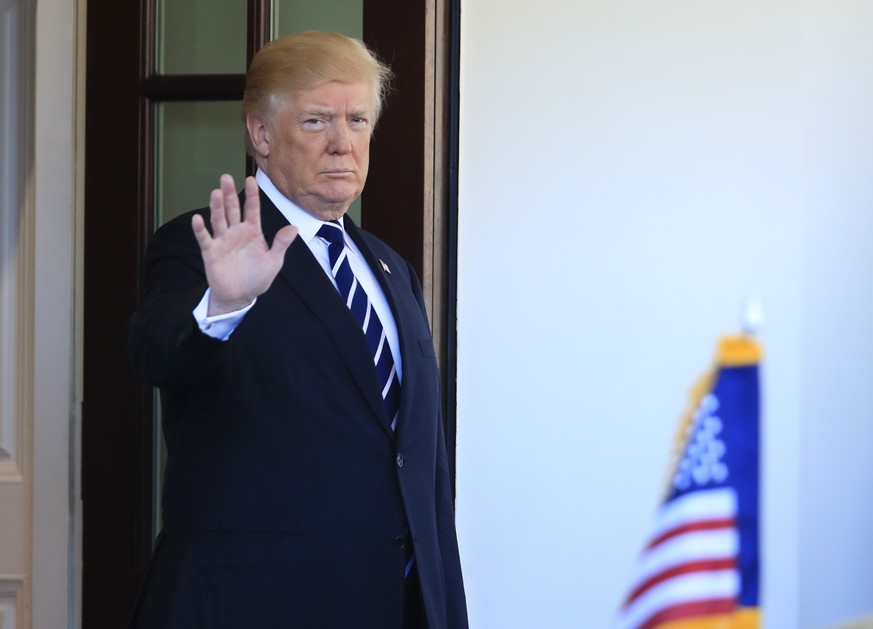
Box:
xmin=124 ymin=193 xmax=468 ymax=629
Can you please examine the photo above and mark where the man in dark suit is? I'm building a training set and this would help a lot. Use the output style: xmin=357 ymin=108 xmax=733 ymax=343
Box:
xmin=125 ymin=32 xmax=468 ymax=629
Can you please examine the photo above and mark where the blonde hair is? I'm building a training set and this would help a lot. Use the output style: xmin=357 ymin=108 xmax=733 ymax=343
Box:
xmin=243 ymin=32 xmax=393 ymax=151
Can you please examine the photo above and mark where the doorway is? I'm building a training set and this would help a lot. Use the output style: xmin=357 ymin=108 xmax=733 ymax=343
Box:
xmin=82 ymin=1 xmax=459 ymax=625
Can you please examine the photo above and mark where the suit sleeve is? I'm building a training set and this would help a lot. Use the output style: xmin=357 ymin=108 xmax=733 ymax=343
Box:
xmin=124 ymin=211 xmax=226 ymax=390
xmin=434 ymin=416 xmax=469 ymax=628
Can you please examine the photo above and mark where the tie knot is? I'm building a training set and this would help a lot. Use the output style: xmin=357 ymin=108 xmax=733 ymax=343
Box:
xmin=317 ymin=221 xmax=344 ymax=247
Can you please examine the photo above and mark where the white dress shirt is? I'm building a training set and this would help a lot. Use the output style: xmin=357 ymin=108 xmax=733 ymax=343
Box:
xmin=193 ymin=170 xmax=402 ymax=380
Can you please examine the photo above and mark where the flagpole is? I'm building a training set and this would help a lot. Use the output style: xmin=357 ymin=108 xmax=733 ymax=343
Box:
xmin=741 ymin=294 xmax=765 ymax=336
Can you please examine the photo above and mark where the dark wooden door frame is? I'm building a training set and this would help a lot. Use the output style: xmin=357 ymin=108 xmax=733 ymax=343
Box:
xmin=362 ymin=0 xmax=459 ymax=485
xmin=82 ymin=1 xmax=460 ymax=626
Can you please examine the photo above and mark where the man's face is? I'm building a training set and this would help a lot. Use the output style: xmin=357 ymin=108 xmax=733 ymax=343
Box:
xmin=252 ymin=80 xmax=374 ymax=221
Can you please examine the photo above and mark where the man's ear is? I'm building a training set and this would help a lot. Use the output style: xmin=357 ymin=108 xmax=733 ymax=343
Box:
xmin=246 ymin=115 xmax=271 ymax=158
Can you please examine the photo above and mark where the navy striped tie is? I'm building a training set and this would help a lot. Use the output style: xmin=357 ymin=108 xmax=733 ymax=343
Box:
xmin=317 ymin=221 xmax=401 ymax=430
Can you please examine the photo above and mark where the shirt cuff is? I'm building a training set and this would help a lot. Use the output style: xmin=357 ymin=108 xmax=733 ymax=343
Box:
xmin=193 ymin=288 xmax=255 ymax=341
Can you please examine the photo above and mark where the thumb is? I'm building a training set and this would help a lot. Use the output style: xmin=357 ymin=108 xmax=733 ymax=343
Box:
xmin=270 ymin=224 xmax=298 ymax=261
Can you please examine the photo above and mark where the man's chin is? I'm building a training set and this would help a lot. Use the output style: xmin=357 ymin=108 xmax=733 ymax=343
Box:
xmin=302 ymin=197 xmax=359 ymax=221
xmin=318 ymin=188 xmax=362 ymax=208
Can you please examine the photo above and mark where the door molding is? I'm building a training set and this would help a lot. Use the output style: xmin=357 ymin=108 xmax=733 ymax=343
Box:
xmin=32 ymin=0 xmax=84 ymax=624
xmin=0 ymin=0 xmax=33 ymax=625
xmin=1 ymin=0 xmax=84 ymax=627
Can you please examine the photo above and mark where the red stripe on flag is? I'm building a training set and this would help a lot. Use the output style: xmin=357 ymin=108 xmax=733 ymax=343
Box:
xmin=646 ymin=518 xmax=735 ymax=550
xmin=637 ymin=598 xmax=737 ymax=629
xmin=623 ymin=557 xmax=736 ymax=607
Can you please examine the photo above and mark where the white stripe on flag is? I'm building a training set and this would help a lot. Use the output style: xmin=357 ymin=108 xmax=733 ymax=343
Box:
xmin=648 ymin=488 xmax=737 ymax=541
xmin=618 ymin=570 xmax=740 ymax=629
xmin=626 ymin=528 xmax=738 ymax=595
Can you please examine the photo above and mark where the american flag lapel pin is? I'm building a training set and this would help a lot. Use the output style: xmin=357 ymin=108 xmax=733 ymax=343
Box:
xmin=380 ymin=259 xmax=391 ymax=274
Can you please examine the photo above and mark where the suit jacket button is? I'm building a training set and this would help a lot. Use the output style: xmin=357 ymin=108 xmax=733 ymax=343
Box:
xmin=392 ymin=535 xmax=407 ymax=549
xmin=396 ymin=453 xmax=404 ymax=468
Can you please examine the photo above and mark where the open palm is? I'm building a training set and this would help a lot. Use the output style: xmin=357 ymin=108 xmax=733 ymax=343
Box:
xmin=192 ymin=174 xmax=298 ymax=316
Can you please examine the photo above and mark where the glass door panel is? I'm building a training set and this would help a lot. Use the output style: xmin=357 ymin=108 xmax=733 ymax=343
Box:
xmin=151 ymin=99 xmax=246 ymax=540
xmin=155 ymin=100 xmax=247 ymax=225
xmin=272 ymin=0 xmax=362 ymax=39
xmin=157 ymin=0 xmax=247 ymax=74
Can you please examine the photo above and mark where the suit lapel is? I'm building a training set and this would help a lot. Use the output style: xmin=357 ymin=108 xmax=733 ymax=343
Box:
xmin=258 ymin=194 xmax=392 ymax=434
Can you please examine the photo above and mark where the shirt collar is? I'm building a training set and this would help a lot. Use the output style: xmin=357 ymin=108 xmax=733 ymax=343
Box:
xmin=255 ymin=169 xmax=346 ymax=246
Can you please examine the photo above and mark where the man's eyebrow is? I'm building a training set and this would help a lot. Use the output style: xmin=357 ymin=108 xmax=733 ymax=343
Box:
xmin=296 ymin=105 xmax=371 ymax=119
xmin=299 ymin=106 xmax=335 ymax=117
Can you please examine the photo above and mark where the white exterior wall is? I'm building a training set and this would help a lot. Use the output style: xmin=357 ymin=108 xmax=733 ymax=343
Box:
xmin=455 ymin=2 xmax=873 ymax=628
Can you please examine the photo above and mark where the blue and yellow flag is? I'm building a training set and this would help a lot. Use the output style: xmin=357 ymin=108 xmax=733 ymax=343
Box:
xmin=618 ymin=335 xmax=762 ymax=629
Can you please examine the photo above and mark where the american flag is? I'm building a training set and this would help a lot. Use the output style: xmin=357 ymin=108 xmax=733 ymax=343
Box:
xmin=618 ymin=336 xmax=761 ymax=629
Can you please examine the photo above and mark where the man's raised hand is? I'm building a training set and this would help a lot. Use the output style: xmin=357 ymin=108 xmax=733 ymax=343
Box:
xmin=192 ymin=174 xmax=298 ymax=316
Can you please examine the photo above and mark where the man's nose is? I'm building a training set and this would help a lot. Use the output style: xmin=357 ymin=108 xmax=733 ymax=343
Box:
xmin=327 ymin=122 xmax=353 ymax=154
